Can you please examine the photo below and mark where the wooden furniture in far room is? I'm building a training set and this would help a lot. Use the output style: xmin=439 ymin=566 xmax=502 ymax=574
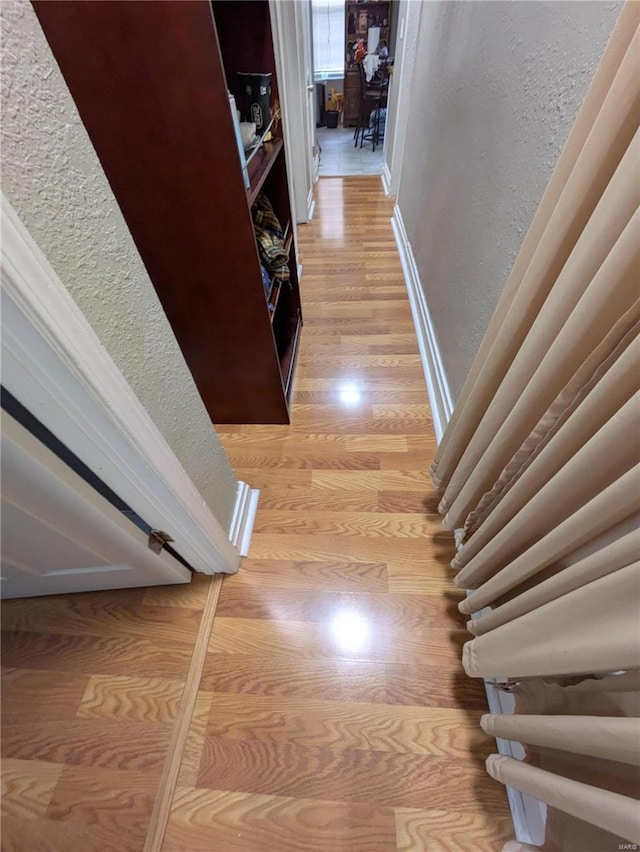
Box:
xmin=343 ymin=69 xmax=361 ymax=127
xmin=345 ymin=1 xmax=392 ymax=68
xmin=344 ymin=1 xmax=392 ymax=127
xmin=33 ymin=0 xmax=302 ymax=425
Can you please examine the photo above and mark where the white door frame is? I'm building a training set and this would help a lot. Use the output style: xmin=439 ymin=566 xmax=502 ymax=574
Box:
xmin=382 ymin=0 xmax=423 ymax=198
xmin=1 ymin=193 xmax=248 ymax=576
xmin=270 ymin=0 xmax=316 ymax=224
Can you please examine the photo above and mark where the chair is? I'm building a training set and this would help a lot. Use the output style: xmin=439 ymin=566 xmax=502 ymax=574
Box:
xmin=353 ymin=62 xmax=388 ymax=152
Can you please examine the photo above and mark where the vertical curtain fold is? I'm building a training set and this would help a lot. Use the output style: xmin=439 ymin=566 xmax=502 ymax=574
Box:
xmin=440 ymin=131 xmax=639 ymax=520
xmin=462 ymin=307 xmax=640 ymax=541
xmin=467 ymin=542 xmax=639 ymax=636
xmin=442 ymin=210 xmax=640 ymax=528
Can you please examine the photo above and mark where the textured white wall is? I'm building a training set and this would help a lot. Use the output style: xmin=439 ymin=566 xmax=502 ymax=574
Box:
xmin=1 ymin=1 xmax=240 ymax=531
xmin=396 ymin=0 xmax=622 ymax=401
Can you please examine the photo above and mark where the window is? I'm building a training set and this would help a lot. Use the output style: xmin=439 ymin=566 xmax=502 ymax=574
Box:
xmin=312 ymin=0 xmax=345 ymax=78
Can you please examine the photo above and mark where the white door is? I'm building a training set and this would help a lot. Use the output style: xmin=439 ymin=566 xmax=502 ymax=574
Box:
xmin=1 ymin=411 xmax=191 ymax=599
xmin=299 ymin=0 xmax=319 ymax=189
xmin=270 ymin=0 xmax=316 ymax=223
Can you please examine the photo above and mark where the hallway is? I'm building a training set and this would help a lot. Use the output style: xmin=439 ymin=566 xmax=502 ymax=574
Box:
xmin=164 ymin=177 xmax=512 ymax=849
xmin=0 ymin=178 xmax=513 ymax=851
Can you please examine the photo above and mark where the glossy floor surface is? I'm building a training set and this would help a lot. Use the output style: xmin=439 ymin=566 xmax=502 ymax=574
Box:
xmin=317 ymin=126 xmax=385 ymax=176
xmin=0 ymin=575 xmax=214 ymax=851
xmin=163 ymin=178 xmax=512 ymax=850
xmin=0 ymin=177 xmax=512 ymax=851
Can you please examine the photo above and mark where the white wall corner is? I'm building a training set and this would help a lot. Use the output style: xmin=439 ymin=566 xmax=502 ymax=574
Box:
xmin=228 ymin=481 xmax=260 ymax=557
xmin=307 ymin=189 xmax=316 ymax=221
xmin=390 ymin=204 xmax=454 ymax=443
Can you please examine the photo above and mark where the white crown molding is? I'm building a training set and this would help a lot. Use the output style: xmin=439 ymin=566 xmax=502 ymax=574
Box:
xmin=1 ymin=192 xmax=241 ymax=575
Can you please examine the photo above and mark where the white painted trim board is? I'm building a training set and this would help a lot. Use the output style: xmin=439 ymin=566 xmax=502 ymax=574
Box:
xmin=1 ymin=192 xmax=241 ymax=577
xmin=391 ymin=195 xmax=546 ymax=845
xmin=228 ymin=482 xmax=260 ymax=557
xmin=390 ymin=204 xmax=454 ymax=443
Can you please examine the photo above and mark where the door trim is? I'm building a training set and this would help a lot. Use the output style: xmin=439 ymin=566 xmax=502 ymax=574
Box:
xmin=270 ymin=0 xmax=314 ymax=225
xmin=1 ymin=193 xmax=241 ymax=575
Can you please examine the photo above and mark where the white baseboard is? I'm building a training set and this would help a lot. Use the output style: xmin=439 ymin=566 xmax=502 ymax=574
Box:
xmin=390 ymin=205 xmax=454 ymax=443
xmin=470 ymin=601 xmax=547 ymax=846
xmin=381 ymin=162 xmax=393 ymax=197
xmin=484 ymin=680 xmax=547 ymax=845
xmin=228 ymin=481 xmax=260 ymax=557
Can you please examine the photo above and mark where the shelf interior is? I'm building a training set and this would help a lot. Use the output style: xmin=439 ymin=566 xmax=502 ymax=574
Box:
xmin=247 ymin=138 xmax=284 ymax=206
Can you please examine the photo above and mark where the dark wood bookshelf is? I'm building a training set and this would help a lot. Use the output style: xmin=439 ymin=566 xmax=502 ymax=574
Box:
xmin=34 ymin=0 xmax=302 ymax=425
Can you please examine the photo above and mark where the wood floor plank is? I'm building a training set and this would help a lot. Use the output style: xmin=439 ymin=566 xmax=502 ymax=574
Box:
xmin=0 ymin=815 xmax=131 ymax=852
xmin=215 ymin=586 xmax=457 ymax=629
xmin=252 ymin=511 xmax=433 ymax=538
xmin=226 ymin=559 xmax=388 ymax=592
xmin=0 ymin=597 xmax=202 ymax=645
xmin=257 ymin=489 xmax=380 ymax=512
xmin=195 ymin=737 xmax=508 ymax=813
xmin=248 ymin=532 xmax=449 ymax=566
xmin=384 ymin=662 xmax=489 ymax=711
xmin=1 ymin=668 xmax=90 ymax=723
xmin=46 ymin=764 xmax=159 ymax=840
xmin=204 ymin=693 xmax=490 ymax=758
xmin=1 ymin=758 xmax=64 ymax=820
xmin=77 ymin=674 xmax=185 ymax=723
xmin=394 ymin=807 xmax=514 ymax=851
xmin=208 ymin=616 xmax=468 ymax=669
xmin=163 ymin=787 xmax=397 ymax=852
xmin=0 ymin=631 xmax=196 ymax=680
xmin=1 ymin=718 xmax=172 ymax=772
xmin=310 ymin=470 xmax=431 ymax=491
xmin=199 ymin=654 xmax=387 ymax=704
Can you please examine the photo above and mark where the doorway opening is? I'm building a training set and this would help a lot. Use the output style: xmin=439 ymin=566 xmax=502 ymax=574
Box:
xmin=311 ymin=0 xmax=396 ymax=177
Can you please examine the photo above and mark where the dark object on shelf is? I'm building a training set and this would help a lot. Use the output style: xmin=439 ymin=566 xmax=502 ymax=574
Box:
xmin=237 ymin=71 xmax=272 ymax=135
xmin=260 ymin=265 xmax=273 ymax=299
xmin=326 ymin=110 xmax=339 ymax=129
xmin=33 ymin=0 xmax=302 ymax=424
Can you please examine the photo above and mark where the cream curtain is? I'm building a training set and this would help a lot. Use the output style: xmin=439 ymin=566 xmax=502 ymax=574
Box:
xmin=430 ymin=4 xmax=640 ymax=849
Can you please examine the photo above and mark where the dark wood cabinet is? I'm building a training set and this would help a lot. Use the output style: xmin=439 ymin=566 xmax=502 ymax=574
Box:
xmin=33 ymin=0 xmax=302 ymax=425
xmin=343 ymin=69 xmax=361 ymax=127
xmin=345 ymin=1 xmax=392 ymax=70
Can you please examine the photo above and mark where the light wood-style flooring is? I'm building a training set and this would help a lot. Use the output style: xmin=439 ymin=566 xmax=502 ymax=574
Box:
xmin=1 ymin=177 xmax=512 ymax=851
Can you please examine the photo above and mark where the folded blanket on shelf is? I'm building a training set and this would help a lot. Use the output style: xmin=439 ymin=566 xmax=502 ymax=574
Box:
xmin=252 ymin=192 xmax=290 ymax=284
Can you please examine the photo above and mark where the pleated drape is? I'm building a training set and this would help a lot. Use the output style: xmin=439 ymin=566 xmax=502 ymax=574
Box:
xmin=429 ymin=4 xmax=640 ymax=848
